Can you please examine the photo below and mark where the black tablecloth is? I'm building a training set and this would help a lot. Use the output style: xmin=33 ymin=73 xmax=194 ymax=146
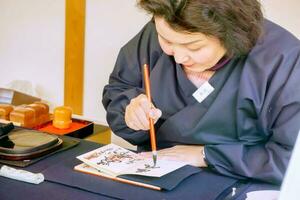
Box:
xmin=0 ymin=137 xmax=279 ymax=200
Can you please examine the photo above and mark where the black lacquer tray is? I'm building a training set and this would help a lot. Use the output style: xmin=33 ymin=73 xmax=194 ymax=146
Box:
xmin=0 ymin=129 xmax=62 ymax=161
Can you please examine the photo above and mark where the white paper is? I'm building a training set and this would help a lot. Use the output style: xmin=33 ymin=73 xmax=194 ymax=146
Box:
xmin=246 ymin=190 xmax=280 ymax=200
xmin=0 ymin=165 xmax=44 ymax=184
xmin=77 ymin=144 xmax=187 ymax=177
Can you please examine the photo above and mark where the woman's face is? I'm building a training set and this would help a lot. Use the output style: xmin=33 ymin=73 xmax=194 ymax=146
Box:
xmin=155 ymin=17 xmax=227 ymax=72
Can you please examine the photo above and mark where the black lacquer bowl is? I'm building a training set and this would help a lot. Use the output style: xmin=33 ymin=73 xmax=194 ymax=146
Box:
xmin=0 ymin=129 xmax=62 ymax=160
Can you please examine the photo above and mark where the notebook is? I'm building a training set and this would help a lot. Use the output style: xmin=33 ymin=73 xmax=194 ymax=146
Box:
xmin=74 ymin=143 xmax=201 ymax=190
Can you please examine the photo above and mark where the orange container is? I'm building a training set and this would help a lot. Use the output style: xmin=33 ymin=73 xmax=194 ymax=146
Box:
xmin=53 ymin=106 xmax=72 ymax=129
xmin=0 ymin=104 xmax=14 ymax=120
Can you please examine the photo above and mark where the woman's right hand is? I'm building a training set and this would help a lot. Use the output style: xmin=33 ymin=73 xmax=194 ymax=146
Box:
xmin=125 ymin=94 xmax=162 ymax=131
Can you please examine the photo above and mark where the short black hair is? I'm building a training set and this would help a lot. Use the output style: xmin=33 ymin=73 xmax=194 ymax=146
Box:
xmin=138 ymin=0 xmax=264 ymax=57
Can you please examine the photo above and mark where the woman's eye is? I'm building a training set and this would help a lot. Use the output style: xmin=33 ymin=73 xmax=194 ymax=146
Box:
xmin=188 ymin=45 xmax=203 ymax=52
xmin=163 ymin=39 xmax=172 ymax=45
xmin=188 ymin=47 xmax=200 ymax=51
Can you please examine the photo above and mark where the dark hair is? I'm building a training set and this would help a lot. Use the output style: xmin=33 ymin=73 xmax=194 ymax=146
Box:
xmin=138 ymin=0 xmax=263 ymax=57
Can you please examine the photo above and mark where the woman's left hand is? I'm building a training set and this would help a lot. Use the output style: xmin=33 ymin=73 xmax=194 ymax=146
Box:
xmin=140 ymin=145 xmax=207 ymax=167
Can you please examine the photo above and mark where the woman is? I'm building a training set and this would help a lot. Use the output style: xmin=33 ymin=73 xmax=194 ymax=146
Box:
xmin=102 ymin=0 xmax=300 ymax=184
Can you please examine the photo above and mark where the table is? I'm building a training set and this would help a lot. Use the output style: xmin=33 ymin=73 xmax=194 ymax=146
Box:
xmin=84 ymin=123 xmax=111 ymax=144
xmin=0 ymin=137 xmax=279 ymax=200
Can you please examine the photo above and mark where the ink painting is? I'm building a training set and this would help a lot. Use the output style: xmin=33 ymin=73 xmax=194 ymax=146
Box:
xmin=77 ymin=144 xmax=187 ymax=177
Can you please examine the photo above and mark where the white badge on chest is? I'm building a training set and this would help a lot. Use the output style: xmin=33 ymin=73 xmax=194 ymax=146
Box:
xmin=192 ymin=81 xmax=214 ymax=103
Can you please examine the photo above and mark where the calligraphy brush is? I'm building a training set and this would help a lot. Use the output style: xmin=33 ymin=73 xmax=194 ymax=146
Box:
xmin=143 ymin=63 xmax=157 ymax=166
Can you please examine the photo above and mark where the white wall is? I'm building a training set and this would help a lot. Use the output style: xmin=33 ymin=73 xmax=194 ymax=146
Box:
xmin=261 ymin=0 xmax=300 ymax=38
xmin=83 ymin=0 xmax=150 ymax=124
xmin=0 ymin=0 xmax=65 ymax=109
xmin=0 ymin=0 xmax=299 ymax=124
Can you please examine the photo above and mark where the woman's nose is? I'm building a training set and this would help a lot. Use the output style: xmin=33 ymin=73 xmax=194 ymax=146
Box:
xmin=174 ymin=53 xmax=189 ymax=64
xmin=173 ymin=47 xmax=189 ymax=64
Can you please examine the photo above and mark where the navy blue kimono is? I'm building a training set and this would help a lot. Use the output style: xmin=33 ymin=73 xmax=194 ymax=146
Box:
xmin=102 ymin=19 xmax=300 ymax=184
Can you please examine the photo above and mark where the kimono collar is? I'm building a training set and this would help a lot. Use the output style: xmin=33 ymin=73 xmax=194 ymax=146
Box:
xmin=210 ymin=56 xmax=231 ymax=71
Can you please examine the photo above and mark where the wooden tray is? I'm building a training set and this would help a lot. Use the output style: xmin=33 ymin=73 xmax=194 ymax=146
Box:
xmin=34 ymin=118 xmax=94 ymax=139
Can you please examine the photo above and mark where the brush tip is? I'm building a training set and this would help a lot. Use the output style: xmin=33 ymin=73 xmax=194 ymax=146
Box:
xmin=153 ymin=153 xmax=157 ymax=167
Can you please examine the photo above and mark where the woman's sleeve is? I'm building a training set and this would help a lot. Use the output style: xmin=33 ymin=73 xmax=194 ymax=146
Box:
xmin=102 ymin=47 xmax=148 ymax=145
xmin=204 ymin=48 xmax=300 ymax=184
xmin=102 ymin=21 xmax=162 ymax=145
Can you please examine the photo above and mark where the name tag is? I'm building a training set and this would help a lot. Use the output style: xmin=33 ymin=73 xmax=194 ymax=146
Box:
xmin=192 ymin=82 xmax=214 ymax=103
